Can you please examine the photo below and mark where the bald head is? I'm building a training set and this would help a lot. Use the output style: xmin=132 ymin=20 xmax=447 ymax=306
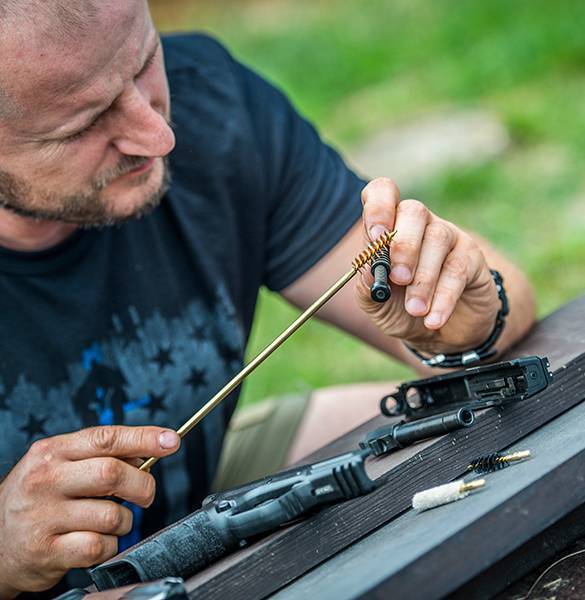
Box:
xmin=0 ymin=0 xmax=102 ymax=118
xmin=0 ymin=0 xmax=98 ymax=37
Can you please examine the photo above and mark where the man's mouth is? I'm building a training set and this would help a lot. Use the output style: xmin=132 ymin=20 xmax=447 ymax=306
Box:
xmin=124 ymin=157 xmax=156 ymax=177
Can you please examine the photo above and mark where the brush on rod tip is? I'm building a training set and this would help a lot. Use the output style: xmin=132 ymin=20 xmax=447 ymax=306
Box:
xmin=467 ymin=450 xmax=532 ymax=474
xmin=352 ymin=230 xmax=397 ymax=271
xmin=412 ymin=479 xmax=486 ymax=512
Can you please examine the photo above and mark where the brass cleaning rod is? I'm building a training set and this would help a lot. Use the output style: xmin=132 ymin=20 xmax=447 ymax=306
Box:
xmin=140 ymin=230 xmax=397 ymax=472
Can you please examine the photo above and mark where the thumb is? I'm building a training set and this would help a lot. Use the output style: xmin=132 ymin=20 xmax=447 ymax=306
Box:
xmin=361 ymin=178 xmax=400 ymax=242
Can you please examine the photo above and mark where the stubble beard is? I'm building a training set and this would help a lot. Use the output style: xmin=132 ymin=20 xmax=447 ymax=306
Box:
xmin=0 ymin=155 xmax=171 ymax=228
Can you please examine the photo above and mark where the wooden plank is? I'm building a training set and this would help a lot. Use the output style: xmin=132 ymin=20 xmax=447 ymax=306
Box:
xmin=452 ymin=503 xmax=585 ymax=599
xmin=506 ymin=294 xmax=585 ymax=371
xmin=273 ymin=400 xmax=585 ymax=599
xmin=184 ymin=296 xmax=585 ymax=599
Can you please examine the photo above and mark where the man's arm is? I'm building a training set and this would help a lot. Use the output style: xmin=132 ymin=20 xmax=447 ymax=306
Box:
xmin=229 ymin=51 xmax=535 ymax=358
xmin=282 ymin=178 xmax=536 ymax=373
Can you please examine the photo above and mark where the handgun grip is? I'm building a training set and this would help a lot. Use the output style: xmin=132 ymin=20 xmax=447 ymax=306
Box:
xmin=90 ymin=508 xmax=238 ymax=591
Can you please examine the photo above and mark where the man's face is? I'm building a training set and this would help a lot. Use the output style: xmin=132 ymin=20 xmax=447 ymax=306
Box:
xmin=0 ymin=0 xmax=176 ymax=226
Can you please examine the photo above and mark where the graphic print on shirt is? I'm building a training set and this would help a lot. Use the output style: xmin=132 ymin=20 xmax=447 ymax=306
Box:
xmin=0 ymin=288 xmax=244 ymax=537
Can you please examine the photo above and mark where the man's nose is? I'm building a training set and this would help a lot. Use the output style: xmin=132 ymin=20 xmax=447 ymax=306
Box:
xmin=109 ymin=88 xmax=176 ymax=157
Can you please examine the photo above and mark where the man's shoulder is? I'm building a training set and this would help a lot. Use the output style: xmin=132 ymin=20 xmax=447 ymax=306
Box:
xmin=161 ymin=33 xmax=262 ymax=200
xmin=161 ymin=32 xmax=235 ymax=76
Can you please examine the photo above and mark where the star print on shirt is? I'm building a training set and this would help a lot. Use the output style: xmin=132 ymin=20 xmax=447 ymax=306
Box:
xmin=152 ymin=347 xmax=174 ymax=373
xmin=148 ymin=392 xmax=167 ymax=418
xmin=190 ymin=324 xmax=207 ymax=341
xmin=185 ymin=367 xmax=208 ymax=393
xmin=20 ymin=414 xmax=47 ymax=441
xmin=217 ymin=341 xmax=241 ymax=366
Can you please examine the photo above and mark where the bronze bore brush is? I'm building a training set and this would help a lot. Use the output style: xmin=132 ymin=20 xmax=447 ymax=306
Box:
xmin=467 ymin=450 xmax=531 ymax=474
xmin=140 ymin=230 xmax=397 ymax=472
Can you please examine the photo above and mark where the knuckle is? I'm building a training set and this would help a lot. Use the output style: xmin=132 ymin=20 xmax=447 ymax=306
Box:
xmin=28 ymin=438 xmax=53 ymax=460
xmin=82 ymin=533 xmax=108 ymax=564
xmin=392 ymin=239 xmax=418 ymax=259
xmin=119 ymin=507 xmax=134 ymax=535
xmin=101 ymin=504 xmax=124 ymax=532
xmin=412 ymin=269 xmax=436 ymax=291
xmin=444 ymin=254 xmax=469 ymax=280
xmin=98 ymin=458 xmax=123 ymax=490
xmin=362 ymin=177 xmax=399 ymax=202
xmin=400 ymin=199 xmax=429 ymax=220
xmin=132 ymin=427 xmax=150 ymax=452
xmin=372 ymin=176 xmax=398 ymax=192
xmin=140 ymin=474 xmax=156 ymax=508
xmin=88 ymin=426 xmax=117 ymax=453
xmin=425 ymin=222 xmax=453 ymax=246
xmin=458 ymin=230 xmax=475 ymax=247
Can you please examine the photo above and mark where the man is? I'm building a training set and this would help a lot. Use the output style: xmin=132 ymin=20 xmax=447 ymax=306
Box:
xmin=0 ymin=0 xmax=535 ymax=596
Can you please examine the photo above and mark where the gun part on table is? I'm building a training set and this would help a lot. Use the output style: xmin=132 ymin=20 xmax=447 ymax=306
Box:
xmin=380 ymin=355 xmax=553 ymax=419
xmin=360 ymin=408 xmax=475 ymax=457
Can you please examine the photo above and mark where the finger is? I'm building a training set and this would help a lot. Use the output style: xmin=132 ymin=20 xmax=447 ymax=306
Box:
xmin=54 ymin=426 xmax=180 ymax=461
xmin=53 ymin=500 xmax=133 ymax=536
xmin=51 ymin=532 xmax=118 ymax=570
xmin=389 ymin=199 xmax=430 ymax=285
xmin=404 ymin=220 xmax=456 ymax=319
xmin=56 ymin=457 xmax=156 ymax=508
xmin=361 ymin=178 xmax=400 ymax=241
xmin=424 ymin=246 xmax=471 ymax=329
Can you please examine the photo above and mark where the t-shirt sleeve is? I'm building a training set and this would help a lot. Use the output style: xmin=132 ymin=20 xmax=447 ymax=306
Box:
xmin=235 ymin=62 xmax=365 ymax=292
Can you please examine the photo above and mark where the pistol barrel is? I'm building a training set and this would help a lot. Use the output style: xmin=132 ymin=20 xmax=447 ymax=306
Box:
xmin=393 ymin=408 xmax=475 ymax=447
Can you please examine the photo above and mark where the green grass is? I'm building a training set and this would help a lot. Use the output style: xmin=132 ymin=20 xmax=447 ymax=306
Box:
xmin=152 ymin=0 xmax=585 ymax=405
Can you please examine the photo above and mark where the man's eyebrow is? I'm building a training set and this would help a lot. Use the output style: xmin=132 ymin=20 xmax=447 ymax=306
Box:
xmin=69 ymin=38 xmax=161 ymax=134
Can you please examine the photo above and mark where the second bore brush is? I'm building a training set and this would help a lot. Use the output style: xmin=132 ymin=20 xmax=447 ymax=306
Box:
xmin=467 ymin=450 xmax=531 ymax=474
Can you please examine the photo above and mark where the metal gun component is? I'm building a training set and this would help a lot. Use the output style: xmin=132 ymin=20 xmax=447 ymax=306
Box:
xmin=140 ymin=231 xmax=397 ymax=472
xmin=360 ymin=408 xmax=475 ymax=457
xmin=92 ymin=450 xmax=377 ymax=589
xmin=52 ymin=578 xmax=188 ymax=600
xmin=381 ymin=355 xmax=553 ymax=419
xmin=370 ymin=246 xmax=391 ymax=302
xmin=467 ymin=450 xmax=531 ymax=474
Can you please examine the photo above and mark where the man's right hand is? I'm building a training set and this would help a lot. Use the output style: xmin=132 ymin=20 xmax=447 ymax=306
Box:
xmin=0 ymin=426 xmax=181 ymax=598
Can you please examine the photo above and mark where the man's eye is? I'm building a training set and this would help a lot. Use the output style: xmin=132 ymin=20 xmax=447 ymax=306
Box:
xmin=63 ymin=120 xmax=99 ymax=143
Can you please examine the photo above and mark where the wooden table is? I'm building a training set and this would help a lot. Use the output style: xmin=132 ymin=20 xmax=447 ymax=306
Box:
xmin=101 ymin=295 xmax=585 ymax=599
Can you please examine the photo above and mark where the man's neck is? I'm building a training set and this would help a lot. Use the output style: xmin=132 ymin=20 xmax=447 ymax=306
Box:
xmin=0 ymin=207 xmax=78 ymax=252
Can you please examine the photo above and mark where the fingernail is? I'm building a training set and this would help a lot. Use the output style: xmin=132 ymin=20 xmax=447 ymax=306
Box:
xmin=425 ymin=312 xmax=443 ymax=328
xmin=369 ymin=224 xmax=388 ymax=241
xmin=160 ymin=431 xmax=179 ymax=449
xmin=406 ymin=297 xmax=427 ymax=315
xmin=392 ymin=265 xmax=412 ymax=283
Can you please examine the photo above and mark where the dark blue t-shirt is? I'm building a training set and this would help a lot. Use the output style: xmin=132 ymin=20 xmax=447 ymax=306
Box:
xmin=0 ymin=33 xmax=363 ymax=550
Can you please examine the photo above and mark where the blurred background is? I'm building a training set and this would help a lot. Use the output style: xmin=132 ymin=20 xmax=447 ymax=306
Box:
xmin=150 ymin=0 xmax=585 ymax=406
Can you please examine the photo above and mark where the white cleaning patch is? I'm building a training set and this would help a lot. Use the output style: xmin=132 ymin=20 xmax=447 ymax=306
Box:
xmin=412 ymin=480 xmax=469 ymax=512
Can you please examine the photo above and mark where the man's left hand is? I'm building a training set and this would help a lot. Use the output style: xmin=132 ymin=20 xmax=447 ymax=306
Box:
xmin=357 ymin=177 xmax=500 ymax=356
